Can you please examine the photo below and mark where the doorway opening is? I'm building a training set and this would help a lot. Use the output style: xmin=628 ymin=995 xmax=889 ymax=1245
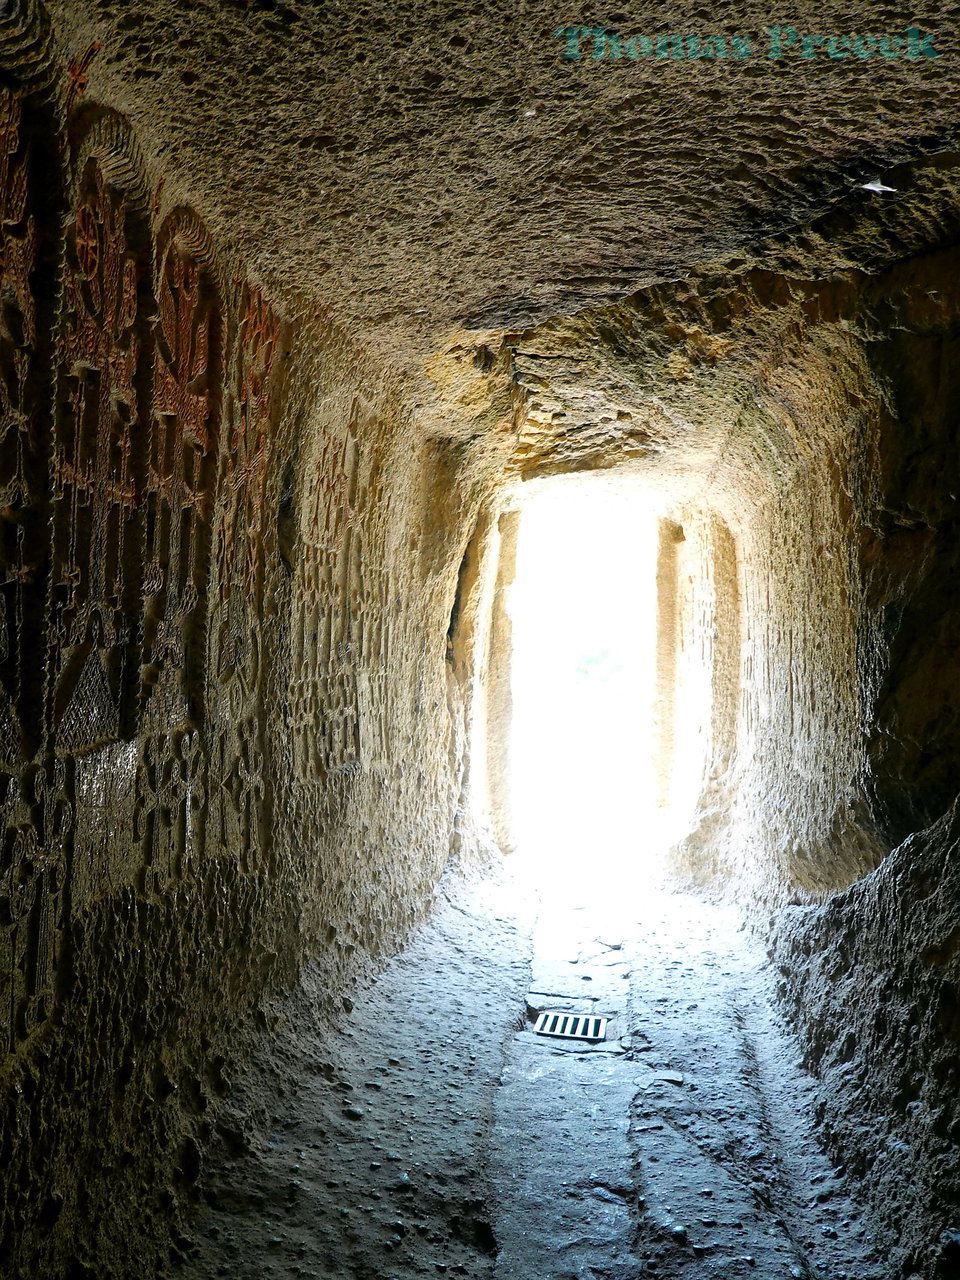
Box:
xmin=499 ymin=474 xmax=734 ymax=908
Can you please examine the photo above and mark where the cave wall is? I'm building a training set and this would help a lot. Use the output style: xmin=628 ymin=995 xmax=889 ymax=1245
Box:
xmin=0 ymin=21 xmax=498 ymax=1275
xmin=2 ymin=2 xmax=960 ymax=1275
xmin=776 ymin=804 xmax=960 ymax=1280
xmin=858 ymin=247 xmax=960 ymax=845
xmin=773 ymin=244 xmax=960 ymax=1278
xmin=653 ymin=509 xmax=740 ymax=846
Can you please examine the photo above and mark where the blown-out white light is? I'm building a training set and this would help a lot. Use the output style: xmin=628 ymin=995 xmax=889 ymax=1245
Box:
xmin=508 ymin=480 xmax=669 ymax=903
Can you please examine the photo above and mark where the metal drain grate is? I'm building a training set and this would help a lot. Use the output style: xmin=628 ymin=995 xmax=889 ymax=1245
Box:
xmin=534 ymin=1011 xmax=607 ymax=1042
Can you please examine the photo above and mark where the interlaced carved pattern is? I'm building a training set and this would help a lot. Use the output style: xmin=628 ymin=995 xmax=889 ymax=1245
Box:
xmin=52 ymin=151 xmax=144 ymax=756
xmin=216 ymin=281 xmax=277 ymax=610
xmin=205 ymin=280 xmax=281 ymax=875
xmin=290 ymin=408 xmax=366 ymax=784
xmin=141 ymin=210 xmax=219 ymax=735
xmin=0 ymin=88 xmax=44 ymax=767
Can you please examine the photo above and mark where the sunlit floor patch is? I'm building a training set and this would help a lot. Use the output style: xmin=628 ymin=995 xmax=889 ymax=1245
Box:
xmin=489 ymin=874 xmax=884 ymax=1280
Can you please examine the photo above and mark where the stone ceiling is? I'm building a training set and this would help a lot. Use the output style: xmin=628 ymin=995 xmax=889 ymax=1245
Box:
xmin=45 ymin=0 xmax=960 ymax=348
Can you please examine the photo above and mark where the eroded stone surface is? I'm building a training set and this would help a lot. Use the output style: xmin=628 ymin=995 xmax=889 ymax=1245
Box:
xmin=775 ymin=803 xmax=960 ymax=1279
xmin=39 ymin=0 xmax=960 ymax=342
xmin=1 ymin=2 xmax=960 ymax=1276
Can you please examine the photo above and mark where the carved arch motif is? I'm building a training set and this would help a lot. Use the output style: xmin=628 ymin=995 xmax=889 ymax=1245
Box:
xmin=140 ymin=207 xmax=221 ymax=734
xmin=0 ymin=86 xmax=47 ymax=768
xmin=0 ymin=79 xmax=64 ymax=1052
xmin=51 ymin=111 xmax=149 ymax=757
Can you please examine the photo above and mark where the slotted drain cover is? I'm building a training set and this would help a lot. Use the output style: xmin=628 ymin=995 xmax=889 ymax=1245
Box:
xmin=534 ymin=1011 xmax=608 ymax=1042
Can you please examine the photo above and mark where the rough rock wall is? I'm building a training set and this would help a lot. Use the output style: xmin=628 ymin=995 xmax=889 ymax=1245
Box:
xmin=0 ymin=18 xmax=503 ymax=1275
xmin=771 ymin=243 xmax=960 ymax=1278
xmin=654 ymin=509 xmax=740 ymax=839
xmin=38 ymin=0 xmax=960 ymax=338
xmin=858 ymin=246 xmax=960 ymax=845
xmin=775 ymin=805 xmax=960 ymax=1279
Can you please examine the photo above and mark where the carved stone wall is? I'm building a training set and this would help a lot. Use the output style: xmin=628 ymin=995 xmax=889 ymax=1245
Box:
xmin=0 ymin=28 xmax=482 ymax=1272
xmin=141 ymin=208 xmax=220 ymax=738
xmin=0 ymin=65 xmax=62 ymax=1083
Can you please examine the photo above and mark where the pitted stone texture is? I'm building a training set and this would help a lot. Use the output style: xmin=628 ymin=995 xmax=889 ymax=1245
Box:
xmin=172 ymin=866 xmax=531 ymax=1280
xmin=775 ymin=801 xmax=960 ymax=1279
xmin=43 ymin=0 xmax=960 ymax=341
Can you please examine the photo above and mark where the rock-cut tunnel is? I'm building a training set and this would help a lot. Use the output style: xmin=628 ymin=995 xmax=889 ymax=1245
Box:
xmin=2 ymin=2 xmax=960 ymax=1277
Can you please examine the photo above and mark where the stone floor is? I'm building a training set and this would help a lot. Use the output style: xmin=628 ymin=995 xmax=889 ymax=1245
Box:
xmin=497 ymin=871 xmax=884 ymax=1280
xmin=174 ymin=856 xmax=886 ymax=1280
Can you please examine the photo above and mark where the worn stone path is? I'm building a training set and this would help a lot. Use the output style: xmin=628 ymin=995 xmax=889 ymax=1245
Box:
xmin=490 ymin=902 xmax=640 ymax=1280
xmin=484 ymin=861 xmax=885 ymax=1280
xmin=175 ymin=860 xmax=886 ymax=1280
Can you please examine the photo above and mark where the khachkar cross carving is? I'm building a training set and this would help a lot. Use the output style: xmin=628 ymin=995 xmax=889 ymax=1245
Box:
xmin=210 ymin=282 xmax=277 ymax=720
xmin=0 ymin=88 xmax=45 ymax=767
xmin=0 ymin=760 xmax=71 ymax=1052
xmin=141 ymin=213 xmax=218 ymax=735
xmin=206 ymin=283 xmax=278 ymax=873
xmin=53 ymin=153 xmax=143 ymax=756
xmin=216 ymin=282 xmax=277 ymax=613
